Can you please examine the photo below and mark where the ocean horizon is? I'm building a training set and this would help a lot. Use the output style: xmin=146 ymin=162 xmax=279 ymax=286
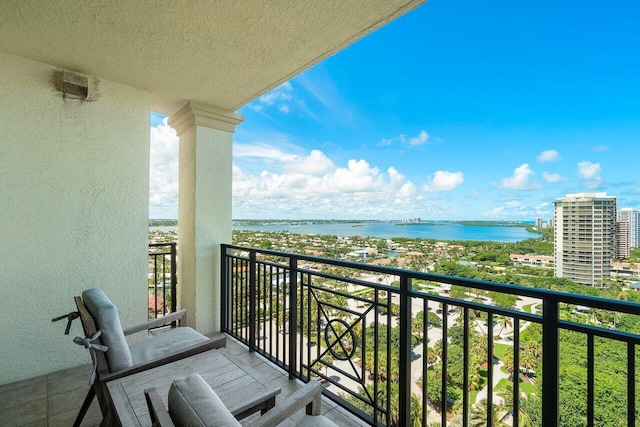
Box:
xmin=152 ymin=222 xmax=542 ymax=242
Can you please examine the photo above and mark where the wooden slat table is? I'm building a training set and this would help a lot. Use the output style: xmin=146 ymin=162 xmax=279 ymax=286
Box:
xmin=106 ymin=349 xmax=281 ymax=426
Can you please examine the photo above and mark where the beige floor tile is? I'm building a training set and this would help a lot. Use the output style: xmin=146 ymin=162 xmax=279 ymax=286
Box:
xmin=47 ymin=400 xmax=102 ymax=427
xmin=47 ymin=363 xmax=93 ymax=396
xmin=47 ymin=383 xmax=95 ymax=417
xmin=0 ymin=377 xmax=47 ymax=411
xmin=0 ymin=398 xmax=47 ymax=426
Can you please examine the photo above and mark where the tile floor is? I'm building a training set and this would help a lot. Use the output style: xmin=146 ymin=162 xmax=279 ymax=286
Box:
xmin=0 ymin=335 xmax=367 ymax=426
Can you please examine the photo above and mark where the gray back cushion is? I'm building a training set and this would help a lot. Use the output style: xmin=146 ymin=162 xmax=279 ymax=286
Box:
xmin=82 ymin=288 xmax=133 ymax=372
xmin=168 ymin=374 xmax=240 ymax=427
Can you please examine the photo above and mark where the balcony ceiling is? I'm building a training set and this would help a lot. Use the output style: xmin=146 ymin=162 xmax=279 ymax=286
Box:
xmin=0 ymin=0 xmax=423 ymax=115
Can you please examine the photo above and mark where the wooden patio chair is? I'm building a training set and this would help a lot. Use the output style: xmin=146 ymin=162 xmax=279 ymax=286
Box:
xmin=144 ymin=374 xmax=338 ymax=427
xmin=72 ymin=288 xmax=226 ymax=427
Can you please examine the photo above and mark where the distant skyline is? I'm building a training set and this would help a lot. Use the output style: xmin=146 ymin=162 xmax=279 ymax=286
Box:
xmin=150 ymin=0 xmax=640 ymax=220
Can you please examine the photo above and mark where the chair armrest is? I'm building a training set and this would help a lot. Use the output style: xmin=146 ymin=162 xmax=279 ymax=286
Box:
xmin=248 ymin=380 xmax=323 ymax=427
xmin=100 ymin=335 xmax=226 ymax=383
xmin=145 ymin=387 xmax=176 ymax=427
xmin=230 ymin=386 xmax=281 ymax=420
xmin=123 ymin=310 xmax=187 ymax=335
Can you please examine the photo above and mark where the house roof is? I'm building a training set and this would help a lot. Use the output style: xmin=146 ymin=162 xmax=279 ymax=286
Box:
xmin=0 ymin=1 xmax=424 ymax=115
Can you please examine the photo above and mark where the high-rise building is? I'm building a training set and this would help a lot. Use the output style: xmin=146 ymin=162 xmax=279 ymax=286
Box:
xmin=554 ymin=193 xmax=616 ymax=286
xmin=617 ymin=208 xmax=640 ymax=248
xmin=535 ymin=217 xmax=543 ymax=229
xmin=616 ymin=220 xmax=630 ymax=259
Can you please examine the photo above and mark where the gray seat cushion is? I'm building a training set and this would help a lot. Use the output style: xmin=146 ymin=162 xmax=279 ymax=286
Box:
xmin=82 ymin=288 xmax=133 ymax=372
xmin=168 ymin=373 xmax=241 ymax=427
xmin=130 ymin=327 xmax=209 ymax=365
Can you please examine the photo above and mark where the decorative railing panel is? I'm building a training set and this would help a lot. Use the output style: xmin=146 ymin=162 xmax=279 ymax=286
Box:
xmin=221 ymin=244 xmax=640 ymax=426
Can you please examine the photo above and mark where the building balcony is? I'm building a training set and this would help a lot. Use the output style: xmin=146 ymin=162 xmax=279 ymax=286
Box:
xmin=3 ymin=243 xmax=639 ymax=426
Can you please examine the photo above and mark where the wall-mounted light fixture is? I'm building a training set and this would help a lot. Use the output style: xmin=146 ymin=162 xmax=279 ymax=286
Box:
xmin=56 ymin=70 xmax=89 ymax=99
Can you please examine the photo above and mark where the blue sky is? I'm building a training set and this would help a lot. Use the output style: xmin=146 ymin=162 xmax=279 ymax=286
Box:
xmin=150 ymin=0 xmax=640 ymax=220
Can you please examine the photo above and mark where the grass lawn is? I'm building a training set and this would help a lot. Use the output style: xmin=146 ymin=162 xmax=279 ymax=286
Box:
xmin=495 ymin=378 xmax=536 ymax=396
xmin=494 ymin=343 xmax=510 ymax=361
xmin=522 ymin=303 xmax=533 ymax=313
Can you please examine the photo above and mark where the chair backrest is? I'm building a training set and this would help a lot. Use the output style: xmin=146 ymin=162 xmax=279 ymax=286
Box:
xmin=76 ymin=288 xmax=133 ymax=373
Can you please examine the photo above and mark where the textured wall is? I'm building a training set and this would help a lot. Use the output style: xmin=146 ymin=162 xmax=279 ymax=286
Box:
xmin=0 ymin=52 xmax=150 ymax=385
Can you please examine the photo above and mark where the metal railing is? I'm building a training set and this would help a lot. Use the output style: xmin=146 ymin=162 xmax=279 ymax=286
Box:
xmin=221 ymin=244 xmax=640 ymax=426
xmin=148 ymin=242 xmax=177 ymax=321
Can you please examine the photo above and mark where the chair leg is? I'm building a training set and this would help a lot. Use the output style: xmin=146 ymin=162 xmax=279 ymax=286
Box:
xmin=73 ymin=386 xmax=96 ymax=427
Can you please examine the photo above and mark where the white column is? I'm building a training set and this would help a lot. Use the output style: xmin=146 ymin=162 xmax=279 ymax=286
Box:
xmin=169 ymin=101 xmax=243 ymax=333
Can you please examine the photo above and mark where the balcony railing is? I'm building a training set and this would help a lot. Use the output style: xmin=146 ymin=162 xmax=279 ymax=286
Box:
xmin=221 ymin=244 xmax=640 ymax=426
xmin=148 ymin=242 xmax=177 ymax=320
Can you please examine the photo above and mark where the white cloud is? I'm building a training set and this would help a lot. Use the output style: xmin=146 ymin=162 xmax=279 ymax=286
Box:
xmin=232 ymin=147 xmax=430 ymax=218
xmin=149 ymin=118 xmax=179 ymax=218
xmin=282 ymin=149 xmax=335 ymax=175
xmin=251 ymin=82 xmax=293 ymax=114
xmin=537 ymin=149 xmax=561 ymax=163
xmin=535 ymin=202 xmax=552 ymax=216
xmin=499 ymin=164 xmax=541 ymax=190
xmin=578 ymin=161 xmax=602 ymax=189
xmin=378 ymin=137 xmax=395 ymax=146
xmin=234 ymin=143 xmax=298 ymax=163
xmin=379 ymin=130 xmax=431 ymax=147
xmin=592 ymin=145 xmax=610 ymax=153
xmin=577 ymin=161 xmax=601 ymax=179
xmin=423 ymin=171 xmax=464 ymax=192
xmin=482 ymin=200 xmax=532 ymax=218
xmin=408 ymin=130 xmax=430 ymax=146
xmin=542 ymin=172 xmax=565 ymax=183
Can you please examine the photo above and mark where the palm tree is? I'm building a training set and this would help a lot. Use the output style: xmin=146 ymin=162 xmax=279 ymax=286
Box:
xmin=495 ymin=315 xmax=513 ymax=338
xmin=496 ymin=385 xmax=534 ymax=427
xmin=426 ymin=348 xmax=439 ymax=366
xmin=523 ymin=341 xmax=541 ymax=358
xmin=470 ymin=399 xmax=509 ymax=427
xmin=502 ymin=346 xmax=515 ymax=375
xmin=410 ymin=394 xmax=423 ymax=427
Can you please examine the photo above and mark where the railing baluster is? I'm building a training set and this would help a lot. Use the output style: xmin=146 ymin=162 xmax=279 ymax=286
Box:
xmin=422 ymin=298 xmax=429 ymax=427
xmin=441 ymin=302 xmax=448 ymax=427
xmin=299 ymin=272 xmax=305 ymax=380
xmin=386 ymin=290 xmax=392 ymax=426
xmin=268 ymin=264 xmax=273 ymax=357
xmin=249 ymin=250 xmax=257 ymax=352
xmin=628 ymin=342 xmax=636 ymax=427
xmin=398 ymin=275 xmax=411 ymax=427
xmin=373 ymin=288 xmax=380 ymax=425
xmin=305 ymin=273 xmax=311 ymax=382
xmin=463 ymin=307 xmax=469 ymax=427
xmin=513 ymin=317 xmax=520 ymax=427
xmin=587 ymin=333 xmax=594 ymax=427
xmin=220 ymin=245 xmax=228 ymax=331
xmin=288 ymin=256 xmax=298 ymax=380
xmin=487 ymin=311 xmax=494 ymax=427
xmin=161 ymin=252 xmax=167 ymax=315
xmin=170 ymin=242 xmax=176 ymax=315
xmin=542 ymin=298 xmax=560 ymax=426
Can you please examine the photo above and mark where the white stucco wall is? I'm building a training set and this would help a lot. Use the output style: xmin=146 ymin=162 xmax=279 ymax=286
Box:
xmin=0 ymin=52 xmax=150 ymax=385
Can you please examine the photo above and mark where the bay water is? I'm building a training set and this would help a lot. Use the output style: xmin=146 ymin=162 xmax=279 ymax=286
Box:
xmin=233 ymin=222 xmax=540 ymax=242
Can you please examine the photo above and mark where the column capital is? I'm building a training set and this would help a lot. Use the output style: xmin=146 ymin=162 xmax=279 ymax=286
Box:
xmin=168 ymin=101 xmax=244 ymax=135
